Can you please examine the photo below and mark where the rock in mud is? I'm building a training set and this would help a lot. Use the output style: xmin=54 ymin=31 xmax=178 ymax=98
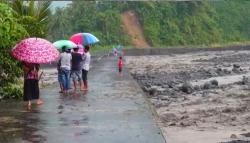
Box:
xmin=159 ymin=95 xmax=169 ymax=100
xmin=207 ymin=69 xmax=218 ymax=76
xmin=168 ymin=122 xmax=177 ymax=126
xmin=216 ymin=68 xmax=225 ymax=75
xmin=179 ymin=121 xmax=195 ymax=127
xmin=242 ymin=76 xmax=250 ymax=85
xmin=203 ymin=80 xmax=219 ymax=89
xmin=223 ymin=69 xmax=231 ymax=74
xmin=241 ymin=132 xmax=250 ymax=137
xmin=58 ymin=105 xmax=64 ymax=109
xmin=210 ymin=79 xmax=219 ymax=86
xmin=203 ymin=81 xmax=212 ymax=89
xmin=233 ymin=64 xmax=241 ymax=69
xmin=142 ymin=86 xmax=150 ymax=92
xmin=180 ymin=82 xmax=194 ymax=94
xmin=160 ymin=113 xmax=178 ymax=122
xmin=230 ymin=134 xmax=237 ymax=139
xmin=232 ymin=64 xmax=242 ymax=73
xmin=222 ymin=140 xmax=250 ymax=143
xmin=194 ymin=85 xmax=201 ymax=90
xmin=222 ymin=107 xmax=234 ymax=113
xmin=148 ymin=86 xmax=157 ymax=96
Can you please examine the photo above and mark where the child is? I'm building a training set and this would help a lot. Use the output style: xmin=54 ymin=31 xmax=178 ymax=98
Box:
xmin=117 ymin=56 xmax=123 ymax=76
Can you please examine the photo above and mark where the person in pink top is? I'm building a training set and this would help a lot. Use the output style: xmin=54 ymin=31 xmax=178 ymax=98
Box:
xmin=23 ymin=62 xmax=43 ymax=108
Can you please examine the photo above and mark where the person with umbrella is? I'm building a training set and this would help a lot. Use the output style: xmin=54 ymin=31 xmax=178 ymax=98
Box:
xmin=69 ymin=33 xmax=99 ymax=91
xmin=82 ymin=45 xmax=91 ymax=91
xmin=71 ymin=46 xmax=83 ymax=91
xmin=11 ymin=38 xmax=59 ymax=108
xmin=23 ymin=62 xmax=43 ymax=107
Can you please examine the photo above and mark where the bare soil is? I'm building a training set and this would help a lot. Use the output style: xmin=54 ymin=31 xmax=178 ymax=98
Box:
xmin=125 ymin=50 xmax=250 ymax=143
xmin=121 ymin=11 xmax=150 ymax=48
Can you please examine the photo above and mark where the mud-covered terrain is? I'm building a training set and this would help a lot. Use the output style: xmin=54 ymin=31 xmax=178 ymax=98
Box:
xmin=126 ymin=50 xmax=250 ymax=143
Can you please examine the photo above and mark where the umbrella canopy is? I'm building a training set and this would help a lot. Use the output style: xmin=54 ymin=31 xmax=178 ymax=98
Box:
xmin=11 ymin=38 xmax=59 ymax=64
xmin=53 ymin=40 xmax=77 ymax=49
xmin=69 ymin=33 xmax=99 ymax=46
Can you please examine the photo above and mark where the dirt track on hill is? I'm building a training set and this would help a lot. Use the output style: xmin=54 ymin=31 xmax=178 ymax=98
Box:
xmin=121 ymin=11 xmax=150 ymax=48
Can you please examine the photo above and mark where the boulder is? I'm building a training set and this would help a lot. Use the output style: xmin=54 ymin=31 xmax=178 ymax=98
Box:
xmin=194 ymin=85 xmax=201 ymax=90
xmin=223 ymin=69 xmax=231 ymax=74
xmin=159 ymin=95 xmax=169 ymax=100
xmin=232 ymin=64 xmax=242 ymax=73
xmin=180 ymin=82 xmax=194 ymax=94
xmin=233 ymin=64 xmax=240 ymax=69
xmin=230 ymin=134 xmax=237 ymax=139
xmin=148 ymin=87 xmax=157 ymax=96
xmin=242 ymin=76 xmax=250 ymax=85
xmin=210 ymin=79 xmax=219 ymax=87
xmin=203 ymin=81 xmax=212 ymax=89
xmin=160 ymin=113 xmax=178 ymax=122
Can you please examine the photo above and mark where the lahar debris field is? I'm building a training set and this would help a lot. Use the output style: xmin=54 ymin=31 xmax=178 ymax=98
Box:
xmin=125 ymin=48 xmax=250 ymax=143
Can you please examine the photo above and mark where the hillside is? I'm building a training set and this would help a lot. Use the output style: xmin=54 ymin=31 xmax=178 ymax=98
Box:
xmin=121 ymin=11 xmax=150 ymax=48
xmin=48 ymin=1 xmax=250 ymax=47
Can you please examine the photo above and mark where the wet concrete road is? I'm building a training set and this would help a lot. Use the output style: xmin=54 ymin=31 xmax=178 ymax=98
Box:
xmin=0 ymin=56 xmax=166 ymax=143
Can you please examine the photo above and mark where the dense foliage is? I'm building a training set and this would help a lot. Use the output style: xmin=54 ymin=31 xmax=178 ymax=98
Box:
xmin=48 ymin=1 xmax=250 ymax=47
xmin=11 ymin=0 xmax=51 ymax=37
xmin=0 ymin=1 xmax=51 ymax=99
xmin=0 ymin=3 xmax=28 ymax=99
xmin=48 ymin=1 xmax=130 ymax=46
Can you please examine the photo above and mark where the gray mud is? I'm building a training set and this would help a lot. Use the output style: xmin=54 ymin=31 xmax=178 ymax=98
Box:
xmin=126 ymin=49 xmax=250 ymax=143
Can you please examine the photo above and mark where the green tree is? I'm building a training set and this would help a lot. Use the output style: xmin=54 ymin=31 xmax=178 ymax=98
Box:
xmin=11 ymin=0 xmax=51 ymax=37
xmin=47 ymin=7 xmax=69 ymax=40
xmin=0 ymin=3 xmax=28 ymax=99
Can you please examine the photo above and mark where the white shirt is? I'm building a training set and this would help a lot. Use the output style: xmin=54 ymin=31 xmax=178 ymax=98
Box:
xmin=82 ymin=52 xmax=91 ymax=71
xmin=60 ymin=52 xmax=72 ymax=70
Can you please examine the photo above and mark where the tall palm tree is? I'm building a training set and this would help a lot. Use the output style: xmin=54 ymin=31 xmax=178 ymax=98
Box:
xmin=48 ymin=8 xmax=68 ymax=38
xmin=11 ymin=0 xmax=51 ymax=37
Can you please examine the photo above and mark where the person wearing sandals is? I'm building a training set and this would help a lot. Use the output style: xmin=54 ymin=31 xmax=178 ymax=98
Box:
xmin=23 ymin=62 xmax=43 ymax=107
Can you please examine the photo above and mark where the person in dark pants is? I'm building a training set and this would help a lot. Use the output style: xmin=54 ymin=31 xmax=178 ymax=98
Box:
xmin=71 ymin=47 xmax=83 ymax=91
xmin=23 ymin=62 xmax=43 ymax=108
xmin=57 ymin=58 xmax=63 ymax=93
xmin=81 ymin=45 xmax=91 ymax=91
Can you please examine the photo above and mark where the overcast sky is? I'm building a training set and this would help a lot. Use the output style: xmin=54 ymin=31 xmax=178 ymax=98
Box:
xmin=51 ymin=1 xmax=72 ymax=9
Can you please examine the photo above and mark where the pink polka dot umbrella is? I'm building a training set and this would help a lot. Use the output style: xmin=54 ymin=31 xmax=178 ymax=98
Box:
xmin=11 ymin=38 xmax=59 ymax=64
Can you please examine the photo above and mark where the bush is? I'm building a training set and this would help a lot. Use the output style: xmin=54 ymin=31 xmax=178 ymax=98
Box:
xmin=0 ymin=3 xmax=27 ymax=99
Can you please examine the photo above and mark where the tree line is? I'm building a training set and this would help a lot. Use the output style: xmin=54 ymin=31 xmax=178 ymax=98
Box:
xmin=48 ymin=0 xmax=250 ymax=47
xmin=0 ymin=0 xmax=51 ymax=99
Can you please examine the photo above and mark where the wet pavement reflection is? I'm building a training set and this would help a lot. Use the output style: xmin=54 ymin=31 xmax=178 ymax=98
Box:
xmin=0 ymin=57 xmax=166 ymax=143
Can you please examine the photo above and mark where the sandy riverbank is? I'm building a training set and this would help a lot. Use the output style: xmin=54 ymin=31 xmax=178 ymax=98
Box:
xmin=126 ymin=50 xmax=250 ymax=143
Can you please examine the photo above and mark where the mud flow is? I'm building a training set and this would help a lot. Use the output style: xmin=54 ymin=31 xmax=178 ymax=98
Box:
xmin=126 ymin=50 xmax=250 ymax=143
